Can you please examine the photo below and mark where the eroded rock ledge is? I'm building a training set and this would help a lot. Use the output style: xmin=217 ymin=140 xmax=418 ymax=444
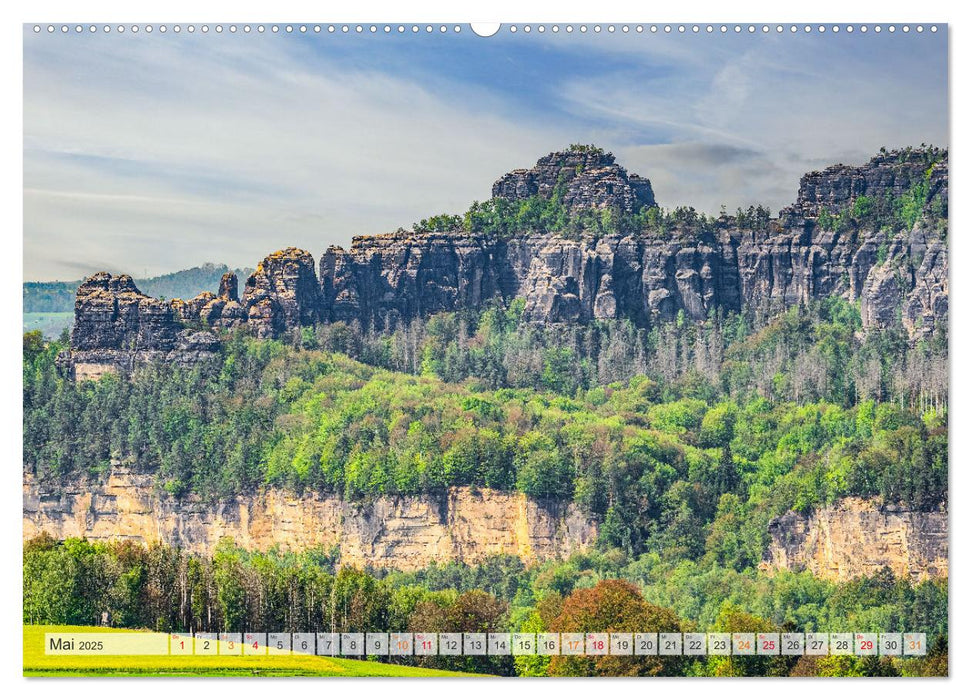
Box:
xmin=24 ymin=468 xmax=947 ymax=581
xmin=23 ymin=467 xmax=597 ymax=570
xmin=761 ymin=497 xmax=948 ymax=582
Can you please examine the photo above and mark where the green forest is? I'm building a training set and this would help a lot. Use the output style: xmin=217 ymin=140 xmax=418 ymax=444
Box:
xmin=22 ymin=290 xmax=948 ymax=676
xmin=23 ymin=537 xmax=947 ymax=677
xmin=24 ymin=297 xmax=947 ymax=517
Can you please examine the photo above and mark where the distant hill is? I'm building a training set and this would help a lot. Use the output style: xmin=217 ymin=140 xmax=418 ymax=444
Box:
xmin=23 ymin=312 xmax=74 ymax=340
xmin=23 ymin=263 xmax=253 ymax=314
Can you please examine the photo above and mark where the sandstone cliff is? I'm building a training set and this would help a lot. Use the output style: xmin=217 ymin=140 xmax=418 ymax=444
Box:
xmin=317 ymin=147 xmax=946 ymax=333
xmin=242 ymin=248 xmax=321 ymax=339
xmin=58 ymin=272 xmax=222 ymax=381
xmin=492 ymin=147 xmax=656 ymax=213
xmin=784 ymin=148 xmax=948 ymax=219
xmin=761 ymin=497 xmax=948 ymax=582
xmin=24 ymin=468 xmax=947 ymax=581
xmin=59 ymin=146 xmax=948 ymax=376
xmin=23 ymin=467 xmax=597 ymax=570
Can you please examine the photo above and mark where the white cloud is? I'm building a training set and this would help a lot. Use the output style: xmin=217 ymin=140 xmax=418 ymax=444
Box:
xmin=24 ymin=30 xmax=947 ymax=280
xmin=555 ymin=33 xmax=948 ymax=213
xmin=24 ymin=34 xmax=570 ymax=279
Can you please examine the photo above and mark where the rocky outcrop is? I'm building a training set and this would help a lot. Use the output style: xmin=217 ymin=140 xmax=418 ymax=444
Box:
xmin=22 ymin=466 xmax=597 ymax=570
xmin=492 ymin=147 xmax=656 ymax=214
xmin=24 ymin=469 xmax=948 ymax=579
xmin=61 ymin=147 xmax=948 ymax=373
xmin=785 ymin=148 xmax=948 ymax=218
xmin=319 ymin=219 xmax=945 ymax=333
xmin=761 ymin=497 xmax=948 ymax=582
xmin=242 ymin=248 xmax=321 ymax=338
xmin=167 ymin=271 xmax=246 ymax=331
xmin=318 ymin=148 xmax=946 ymax=334
xmin=60 ymin=273 xmax=220 ymax=381
xmin=320 ymin=232 xmax=503 ymax=329
xmin=69 ymin=273 xmax=181 ymax=351
xmin=318 ymin=229 xmax=732 ymax=329
xmin=218 ymin=271 xmax=239 ymax=302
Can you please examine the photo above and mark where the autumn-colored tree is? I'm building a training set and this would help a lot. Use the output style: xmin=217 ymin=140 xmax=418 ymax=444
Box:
xmin=547 ymin=579 xmax=686 ymax=677
xmin=535 ymin=592 xmax=564 ymax=627
xmin=706 ymin=606 xmax=794 ymax=677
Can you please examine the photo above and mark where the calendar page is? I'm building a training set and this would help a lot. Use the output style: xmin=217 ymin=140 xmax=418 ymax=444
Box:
xmin=21 ymin=17 xmax=948 ymax=680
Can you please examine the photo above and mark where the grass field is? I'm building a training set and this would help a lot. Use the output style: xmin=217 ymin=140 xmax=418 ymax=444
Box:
xmin=23 ymin=626 xmax=479 ymax=677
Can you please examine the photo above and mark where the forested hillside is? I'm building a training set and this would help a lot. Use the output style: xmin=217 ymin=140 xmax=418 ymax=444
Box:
xmin=21 ymin=302 xmax=950 ymax=675
xmin=22 ymin=145 xmax=948 ymax=677
xmin=24 ymin=295 xmax=946 ymax=548
xmin=23 ymin=536 xmax=947 ymax=677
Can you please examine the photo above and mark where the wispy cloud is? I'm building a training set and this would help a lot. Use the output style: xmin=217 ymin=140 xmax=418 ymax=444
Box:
xmin=24 ymin=28 xmax=947 ymax=280
xmin=552 ymin=31 xmax=948 ymax=211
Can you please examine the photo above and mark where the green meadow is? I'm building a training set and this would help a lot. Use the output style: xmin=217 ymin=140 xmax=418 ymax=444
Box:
xmin=23 ymin=625 xmax=477 ymax=677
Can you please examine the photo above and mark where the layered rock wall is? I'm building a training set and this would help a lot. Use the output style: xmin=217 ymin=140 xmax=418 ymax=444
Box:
xmin=318 ymin=221 xmax=945 ymax=336
xmin=24 ymin=469 xmax=947 ymax=580
xmin=59 ymin=147 xmax=948 ymax=376
xmin=60 ymin=272 xmax=223 ymax=381
xmin=23 ymin=467 xmax=597 ymax=570
xmin=761 ymin=497 xmax=948 ymax=582
xmin=786 ymin=149 xmax=948 ymax=218
xmin=242 ymin=248 xmax=321 ymax=339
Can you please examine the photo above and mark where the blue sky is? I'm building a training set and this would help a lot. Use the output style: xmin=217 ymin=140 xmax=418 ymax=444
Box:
xmin=24 ymin=26 xmax=948 ymax=280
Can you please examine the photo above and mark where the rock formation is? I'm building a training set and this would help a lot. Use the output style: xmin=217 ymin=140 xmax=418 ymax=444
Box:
xmin=242 ymin=248 xmax=321 ymax=339
xmin=218 ymin=271 xmax=239 ymax=301
xmin=492 ymin=147 xmax=656 ymax=213
xmin=320 ymin=148 xmax=947 ymax=334
xmin=318 ymin=224 xmax=946 ymax=335
xmin=23 ymin=466 xmax=597 ymax=570
xmin=58 ymin=146 xmax=948 ymax=377
xmin=23 ymin=467 xmax=947 ymax=579
xmin=761 ymin=497 xmax=948 ymax=582
xmin=60 ymin=272 xmax=221 ymax=381
xmin=783 ymin=147 xmax=948 ymax=218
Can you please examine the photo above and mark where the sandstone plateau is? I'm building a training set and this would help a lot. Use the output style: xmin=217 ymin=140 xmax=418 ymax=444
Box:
xmin=58 ymin=147 xmax=948 ymax=379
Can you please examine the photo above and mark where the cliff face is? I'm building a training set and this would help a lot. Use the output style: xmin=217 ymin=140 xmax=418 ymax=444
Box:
xmin=60 ymin=147 xmax=948 ymax=375
xmin=242 ymin=248 xmax=321 ymax=339
xmin=318 ymin=222 xmax=945 ymax=334
xmin=23 ymin=467 xmax=597 ymax=570
xmin=761 ymin=497 xmax=948 ymax=582
xmin=318 ymin=229 xmax=737 ymax=328
xmin=24 ymin=470 xmax=946 ymax=580
xmin=60 ymin=272 xmax=222 ymax=381
xmin=492 ymin=148 xmax=656 ymax=214
xmin=784 ymin=149 xmax=949 ymax=218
